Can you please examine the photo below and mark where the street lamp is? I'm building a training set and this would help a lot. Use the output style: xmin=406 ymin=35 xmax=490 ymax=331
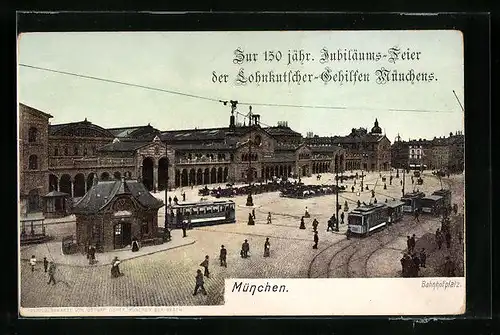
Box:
xmin=246 ymin=105 xmax=254 ymax=207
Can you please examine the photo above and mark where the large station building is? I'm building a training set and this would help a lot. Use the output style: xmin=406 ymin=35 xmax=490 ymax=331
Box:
xmin=19 ymin=103 xmax=397 ymax=215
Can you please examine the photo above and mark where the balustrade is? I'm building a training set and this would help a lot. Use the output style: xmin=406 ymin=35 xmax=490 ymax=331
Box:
xmin=49 ymin=157 xmax=135 ymax=169
xmin=175 ymin=157 xmax=231 ymax=164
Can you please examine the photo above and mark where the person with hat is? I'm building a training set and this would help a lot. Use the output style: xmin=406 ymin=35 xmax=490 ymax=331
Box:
xmin=219 ymin=245 xmax=227 ymax=267
xmin=200 ymin=255 xmax=210 ymax=278
xmin=263 ymin=238 xmax=271 ymax=257
xmin=241 ymin=239 xmax=250 ymax=258
xmin=193 ymin=269 xmax=207 ymax=296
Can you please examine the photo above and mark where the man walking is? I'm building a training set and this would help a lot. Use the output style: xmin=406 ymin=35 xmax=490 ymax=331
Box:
xmin=252 ymin=208 xmax=256 ymax=220
xmin=267 ymin=212 xmax=272 ymax=224
xmin=200 ymin=255 xmax=210 ymax=278
xmin=193 ymin=269 xmax=207 ymax=296
xmin=410 ymin=234 xmax=416 ymax=253
xmin=414 ymin=208 xmax=420 ymax=222
xmin=47 ymin=261 xmax=56 ymax=285
xmin=313 ymin=231 xmax=319 ymax=249
xmin=29 ymin=255 xmax=36 ymax=272
xmin=182 ymin=217 xmax=188 ymax=238
xmin=312 ymin=218 xmax=319 ymax=232
xmin=43 ymin=257 xmax=48 ymax=273
xmin=241 ymin=239 xmax=250 ymax=258
xmin=340 ymin=212 xmax=345 ymax=225
xmin=419 ymin=248 xmax=427 ymax=268
xmin=219 ymin=245 xmax=227 ymax=267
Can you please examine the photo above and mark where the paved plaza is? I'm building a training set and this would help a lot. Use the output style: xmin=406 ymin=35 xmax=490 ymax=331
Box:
xmin=20 ymin=171 xmax=465 ymax=308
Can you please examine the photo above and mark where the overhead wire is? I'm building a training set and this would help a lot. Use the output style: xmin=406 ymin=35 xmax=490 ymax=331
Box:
xmin=19 ymin=63 xmax=458 ymax=115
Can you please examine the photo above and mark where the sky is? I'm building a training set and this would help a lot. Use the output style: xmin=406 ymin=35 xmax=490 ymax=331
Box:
xmin=18 ymin=30 xmax=464 ymax=142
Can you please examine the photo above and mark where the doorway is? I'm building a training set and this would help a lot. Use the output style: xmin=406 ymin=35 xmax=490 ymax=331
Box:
xmin=114 ymin=222 xmax=132 ymax=249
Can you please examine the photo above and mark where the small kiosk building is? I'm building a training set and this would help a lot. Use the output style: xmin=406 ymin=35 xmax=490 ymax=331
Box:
xmin=72 ymin=178 xmax=164 ymax=252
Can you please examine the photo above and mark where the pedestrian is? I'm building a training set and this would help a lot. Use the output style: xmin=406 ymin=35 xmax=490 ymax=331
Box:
xmin=182 ymin=192 xmax=186 ymax=201
xmin=89 ymin=245 xmax=97 ymax=264
xmin=241 ymin=239 xmax=250 ymax=258
xmin=131 ymin=238 xmax=139 ymax=252
xmin=182 ymin=217 xmax=188 ymax=237
xmin=299 ymin=216 xmax=306 ymax=230
xmin=414 ymin=208 xmax=420 ymax=222
xmin=111 ymin=256 xmax=122 ymax=278
xmin=419 ymin=248 xmax=427 ymax=268
xmin=267 ymin=212 xmax=272 ymax=224
xmin=47 ymin=261 xmax=56 ymax=285
xmin=173 ymin=195 xmax=178 ymax=204
xmin=340 ymin=212 xmax=345 ymax=224
xmin=444 ymin=256 xmax=456 ymax=276
xmin=200 ymin=255 xmax=210 ymax=278
xmin=400 ymin=180 xmax=403 ymax=186
xmin=383 ymin=183 xmax=387 ymax=190
xmin=436 ymin=228 xmax=443 ymax=249
xmin=371 ymin=190 xmax=375 ymax=198
xmin=410 ymin=234 xmax=416 ymax=253
xmin=264 ymin=238 xmax=271 ymax=257
xmin=168 ymin=196 xmax=172 ymax=205
xmin=304 ymin=206 xmax=310 ymax=218
xmin=374 ymin=198 xmax=378 ymax=204
xmin=313 ymin=231 xmax=319 ymax=249
xmin=412 ymin=253 xmax=421 ymax=269
xmin=351 ymin=186 xmax=355 ymax=193
xmin=248 ymin=213 xmax=255 ymax=225
xmin=29 ymin=255 xmax=36 ymax=272
xmin=193 ymin=269 xmax=207 ymax=296
xmin=346 ymin=227 xmax=351 ymax=240
xmin=400 ymin=253 xmax=411 ymax=277
xmin=312 ymin=218 xmax=319 ymax=232
xmin=406 ymin=236 xmax=411 ymax=252
xmin=453 ymin=203 xmax=458 ymax=215
xmin=357 ymin=200 xmax=361 ymax=207
xmin=43 ymin=257 xmax=48 ymax=272
xmin=445 ymin=230 xmax=452 ymax=249
xmin=409 ymin=255 xmax=419 ymax=277
xmin=219 ymin=245 xmax=227 ymax=267
xmin=252 ymin=208 xmax=256 ymax=219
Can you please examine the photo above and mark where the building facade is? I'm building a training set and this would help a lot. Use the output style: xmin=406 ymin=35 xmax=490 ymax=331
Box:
xmin=19 ymin=104 xmax=53 ymax=214
xmin=305 ymin=119 xmax=392 ymax=172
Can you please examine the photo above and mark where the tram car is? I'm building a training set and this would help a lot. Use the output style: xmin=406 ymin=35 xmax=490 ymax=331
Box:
xmin=347 ymin=203 xmax=389 ymax=236
xmin=386 ymin=199 xmax=405 ymax=223
xmin=418 ymin=195 xmax=444 ymax=215
xmin=401 ymin=191 xmax=425 ymax=213
xmin=166 ymin=200 xmax=236 ymax=228
xmin=432 ymin=189 xmax=452 ymax=209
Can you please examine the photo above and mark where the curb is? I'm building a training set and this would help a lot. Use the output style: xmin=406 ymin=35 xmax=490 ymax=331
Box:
xmin=20 ymin=240 xmax=197 ymax=268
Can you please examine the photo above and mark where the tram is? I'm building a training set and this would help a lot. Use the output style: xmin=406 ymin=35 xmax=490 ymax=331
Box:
xmin=386 ymin=199 xmax=405 ymax=223
xmin=401 ymin=191 xmax=425 ymax=213
xmin=432 ymin=189 xmax=452 ymax=209
xmin=166 ymin=200 xmax=236 ymax=228
xmin=419 ymin=195 xmax=444 ymax=215
xmin=347 ymin=203 xmax=389 ymax=236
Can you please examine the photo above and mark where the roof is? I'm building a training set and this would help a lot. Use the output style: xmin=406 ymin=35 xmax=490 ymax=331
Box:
xmin=310 ymin=146 xmax=344 ymax=154
xmin=261 ymin=152 xmax=296 ymax=162
xmin=263 ymin=126 xmax=302 ymax=137
xmin=160 ymin=125 xmax=278 ymax=143
xmin=170 ymin=200 xmax=235 ymax=207
xmin=97 ymin=140 xmax=151 ymax=153
xmin=422 ymin=195 xmax=443 ymax=201
xmin=19 ymin=103 xmax=53 ymax=119
xmin=350 ymin=203 xmax=387 ymax=213
xmin=432 ymin=189 xmax=451 ymax=196
xmin=72 ymin=179 xmax=164 ymax=214
xmin=386 ymin=200 xmax=405 ymax=208
xmin=402 ymin=191 xmax=426 ymax=199
xmin=107 ymin=125 xmax=160 ymax=139
xmin=49 ymin=119 xmax=115 ymax=138
xmin=43 ymin=191 xmax=70 ymax=198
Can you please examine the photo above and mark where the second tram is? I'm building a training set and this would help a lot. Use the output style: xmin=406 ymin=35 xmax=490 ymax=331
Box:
xmin=347 ymin=203 xmax=389 ymax=236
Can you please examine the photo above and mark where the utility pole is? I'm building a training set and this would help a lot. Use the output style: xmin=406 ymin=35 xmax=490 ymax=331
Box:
xmin=246 ymin=105 xmax=254 ymax=207
xmin=402 ymin=165 xmax=406 ymax=197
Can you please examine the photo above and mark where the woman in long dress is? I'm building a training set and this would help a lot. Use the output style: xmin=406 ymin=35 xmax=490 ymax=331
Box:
xmin=263 ymin=238 xmax=270 ymax=257
xmin=111 ymin=256 xmax=121 ymax=278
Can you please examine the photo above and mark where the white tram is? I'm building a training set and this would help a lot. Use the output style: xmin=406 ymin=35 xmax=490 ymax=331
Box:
xmin=347 ymin=203 xmax=389 ymax=236
xmin=166 ymin=200 xmax=236 ymax=228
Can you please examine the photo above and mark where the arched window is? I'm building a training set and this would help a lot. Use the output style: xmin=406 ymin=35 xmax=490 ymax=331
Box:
xmin=64 ymin=146 xmax=69 ymax=156
xmin=83 ymin=147 xmax=88 ymax=156
xmin=54 ymin=147 xmax=59 ymax=156
xmin=74 ymin=146 xmax=79 ymax=156
xmin=28 ymin=155 xmax=38 ymax=170
xmin=28 ymin=127 xmax=38 ymax=143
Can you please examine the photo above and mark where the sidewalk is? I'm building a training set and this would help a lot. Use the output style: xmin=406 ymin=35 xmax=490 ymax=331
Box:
xmin=20 ymin=229 xmax=196 ymax=268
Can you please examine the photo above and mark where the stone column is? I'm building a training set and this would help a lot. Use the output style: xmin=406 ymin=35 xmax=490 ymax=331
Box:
xmin=153 ymin=164 xmax=158 ymax=192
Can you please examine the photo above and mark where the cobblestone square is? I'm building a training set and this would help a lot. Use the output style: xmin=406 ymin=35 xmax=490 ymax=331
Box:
xmin=20 ymin=171 xmax=464 ymax=308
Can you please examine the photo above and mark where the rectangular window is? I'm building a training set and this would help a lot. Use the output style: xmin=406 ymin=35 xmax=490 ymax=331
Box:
xmin=114 ymin=224 xmax=121 ymax=235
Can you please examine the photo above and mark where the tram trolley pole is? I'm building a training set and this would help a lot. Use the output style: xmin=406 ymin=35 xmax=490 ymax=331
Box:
xmin=335 ymin=160 xmax=340 ymax=232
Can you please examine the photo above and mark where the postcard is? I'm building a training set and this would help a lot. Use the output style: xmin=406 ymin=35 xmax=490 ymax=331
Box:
xmin=18 ymin=29 xmax=465 ymax=316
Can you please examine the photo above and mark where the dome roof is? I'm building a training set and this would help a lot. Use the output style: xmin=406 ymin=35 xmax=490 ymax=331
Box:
xmin=371 ymin=118 xmax=382 ymax=134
